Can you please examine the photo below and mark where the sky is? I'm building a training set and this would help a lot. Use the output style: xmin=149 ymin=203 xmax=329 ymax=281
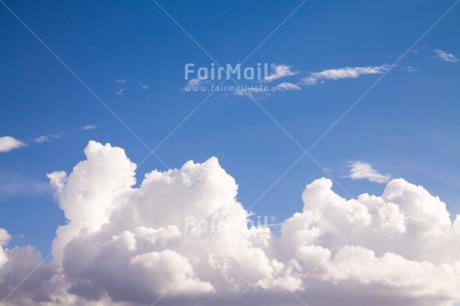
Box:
xmin=0 ymin=1 xmax=460 ymax=305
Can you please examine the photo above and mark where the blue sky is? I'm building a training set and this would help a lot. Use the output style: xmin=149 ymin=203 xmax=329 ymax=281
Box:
xmin=1 ymin=0 xmax=459 ymax=259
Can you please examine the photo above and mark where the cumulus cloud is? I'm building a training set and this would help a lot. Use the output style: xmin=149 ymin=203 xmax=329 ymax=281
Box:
xmin=264 ymin=65 xmax=298 ymax=82
xmin=0 ymin=229 xmax=10 ymax=266
xmin=0 ymin=247 xmax=59 ymax=305
xmin=0 ymin=136 xmax=26 ymax=153
xmin=1 ymin=142 xmax=460 ymax=306
xmin=303 ymin=65 xmax=390 ymax=86
xmin=0 ymin=229 xmax=63 ymax=305
xmin=347 ymin=161 xmax=391 ymax=184
xmin=434 ymin=49 xmax=458 ymax=63
xmin=0 ymin=229 xmax=10 ymax=246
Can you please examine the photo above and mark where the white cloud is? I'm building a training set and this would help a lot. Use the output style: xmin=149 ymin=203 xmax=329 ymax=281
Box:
xmin=229 ymin=63 xmax=399 ymax=100
xmin=264 ymin=65 xmax=298 ymax=82
xmin=2 ymin=229 xmax=58 ymax=303
xmin=82 ymin=125 xmax=97 ymax=131
xmin=0 ymin=229 xmax=10 ymax=267
xmin=115 ymin=80 xmax=149 ymax=95
xmin=0 ymin=136 xmax=26 ymax=153
xmin=1 ymin=142 xmax=460 ymax=305
xmin=434 ymin=49 xmax=458 ymax=63
xmin=347 ymin=161 xmax=391 ymax=184
xmin=115 ymin=88 xmax=126 ymax=96
xmin=0 ymin=245 xmax=60 ymax=305
xmin=187 ymin=77 xmax=203 ymax=86
xmin=34 ymin=136 xmax=50 ymax=144
xmin=303 ymin=65 xmax=390 ymax=86
xmin=0 ymin=229 xmax=10 ymax=247
xmin=34 ymin=135 xmax=61 ymax=144
xmin=273 ymin=82 xmax=301 ymax=91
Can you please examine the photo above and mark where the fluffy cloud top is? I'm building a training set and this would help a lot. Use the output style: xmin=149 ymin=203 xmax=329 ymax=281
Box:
xmin=347 ymin=161 xmax=391 ymax=184
xmin=0 ymin=136 xmax=25 ymax=153
xmin=0 ymin=229 xmax=10 ymax=247
xmin=434 ymin=49 xmax=458 ymax=63
xmin=1 ymin=141 xmax=459 ymax=306
xmin=303 ymin=65 xmax=390 ymax=86
xmin=0 ymin=229 xmax=10 ymax=266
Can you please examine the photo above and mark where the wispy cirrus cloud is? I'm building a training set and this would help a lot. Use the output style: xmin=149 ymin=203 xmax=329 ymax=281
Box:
xmin=347 ymin=161 xmax=391 ymax=184
xmin=82 ymin=124 xmax=97 ymax=130
xmin=433 ymin=49 xmax=458 ymax=63
xmin=115 ymin=79 xmax=150 ymax=95
xmin=2 ymin=126 xmax=96 ymax=153
xmin=235 ymin=64 xmax=392 ymax=99
xmin=264 ymin=64 xmax=298 ymax=82
xmin=186 ymin=77 xmax=204 ymax=86
xmin=273 ymin=82 xmax=301 ymax=91
xmin=34 ymin=134 xmax=61 ymax=144
xmin=303 ymin=65 xmax=391 ymax=86
xmin=115 ymin=87 xmax=126 ymax=96
xmin=0 ymin=136 xmax=26 ymax=153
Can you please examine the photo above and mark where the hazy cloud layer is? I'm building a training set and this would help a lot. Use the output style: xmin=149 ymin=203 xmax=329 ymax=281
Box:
xmin=0 ymin=174 xmax=50 ymax=197
xmin=1 ymin=142 xmax=459 ymax=306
